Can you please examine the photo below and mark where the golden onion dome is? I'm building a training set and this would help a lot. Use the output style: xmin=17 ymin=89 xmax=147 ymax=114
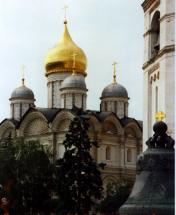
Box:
xmin=45 ymin=20 xmax=87 ymax=76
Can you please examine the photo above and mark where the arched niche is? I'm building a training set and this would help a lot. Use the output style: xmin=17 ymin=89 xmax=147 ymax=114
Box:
xmin=150 ymin=11 xmax=160 ymax=58
xmin=19 ymin=112 xmax=48 ymax=137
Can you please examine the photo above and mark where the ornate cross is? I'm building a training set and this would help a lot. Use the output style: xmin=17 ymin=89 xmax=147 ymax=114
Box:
xmin=62 ymin=5 xmax=68 ymax=21
xmin=21 ymin=65 xmax=25 ymax=86
xmin=72 ymin=53 xmax=78 ymax=74
xmin=155 ymin=111 xmax=166 ymax=121
xmin=112 ymin=62 xmax=117 ymax=83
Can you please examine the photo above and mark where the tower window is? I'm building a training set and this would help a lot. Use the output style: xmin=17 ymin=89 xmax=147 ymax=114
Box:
xmin=150 ymin=11 xmax=160 ymax=58
xmin=106 ymin=146 xmax=111 ymax=160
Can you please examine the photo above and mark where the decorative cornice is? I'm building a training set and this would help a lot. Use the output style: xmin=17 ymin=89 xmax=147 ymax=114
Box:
xmin=142 ymin=45 xmax=175 ymax=70
xmin=141 ymin=0 xmax=160 ymax=12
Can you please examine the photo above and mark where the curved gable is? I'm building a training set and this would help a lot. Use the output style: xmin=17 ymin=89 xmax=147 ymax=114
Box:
xmin=87 ymin=115 xmax=101 ymax=133
xmin=102 ymin=114 xmax=123 ymax=135
xmin=124 ymin=122 xmax=142 ymax=138
xmin=19 ymin=111 xmax=49 ymax=136
xmin=51 ymin=110 xmax=75 ymax=132
xmin=0 ymin=119 xmax=16 ymax=140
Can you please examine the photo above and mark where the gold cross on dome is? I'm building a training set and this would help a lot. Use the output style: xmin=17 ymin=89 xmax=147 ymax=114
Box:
xmin=72 ymin=53 xmax=78 ymax=74
xmin=21 ymin=65 xmax=26 ymax=86
xmin=62 ymin=5 xmax=68 ymax=21
xmin=155 ymin=111 xmax=166 ymax=121
xmin=112 ymin=61 xmax=117 ymax=83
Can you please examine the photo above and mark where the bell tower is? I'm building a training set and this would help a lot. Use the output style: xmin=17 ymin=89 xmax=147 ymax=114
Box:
xmin=142 ymin=0 xmax=175 ymax=149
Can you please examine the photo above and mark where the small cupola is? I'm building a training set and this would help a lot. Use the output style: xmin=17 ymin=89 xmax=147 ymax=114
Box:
xmin=100 ymin=62 xmax=129 ymax=118
xmin=9 ymin=76 xmax=35 ymax=120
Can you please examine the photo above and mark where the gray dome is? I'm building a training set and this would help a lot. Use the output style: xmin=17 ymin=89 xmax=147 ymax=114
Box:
xmin=60 ymin=74 xmax=87 ymax=90
xmin=101 ymin=83 xmax=128 ymax=98
xmin=10 ymin=85 xmax=35 ymax=100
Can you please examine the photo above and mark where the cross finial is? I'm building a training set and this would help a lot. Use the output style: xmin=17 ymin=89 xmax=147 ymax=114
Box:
xmin=62 ymin=5 xmax=68 ymax=24
xmin=112 ymin=62 xmax=117 ymax=83
xmin=155 ymin=111 xmax=166 ymax=121
xmin=21 ymin=65 xmax=25 ymax=86
xmin=72 ymin=53 xmax=78 ymax=75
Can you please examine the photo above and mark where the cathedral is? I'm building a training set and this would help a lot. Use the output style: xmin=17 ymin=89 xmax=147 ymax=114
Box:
xmin=0 ymin=15 xmax=142 ymax=190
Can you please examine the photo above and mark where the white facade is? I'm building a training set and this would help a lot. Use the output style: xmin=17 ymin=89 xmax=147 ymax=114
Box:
xmin=142 ymin=0 xmax=175 ymax=149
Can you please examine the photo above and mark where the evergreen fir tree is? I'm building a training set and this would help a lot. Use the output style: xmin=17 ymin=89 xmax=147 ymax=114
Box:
xmin=56 ymin=116 xmax=103 ymax=215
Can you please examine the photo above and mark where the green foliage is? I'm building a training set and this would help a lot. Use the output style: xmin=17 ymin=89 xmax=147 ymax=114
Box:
xmin=56 ymin=116 xmax=103 ymax=215
xmin=0 ymin=138 xmax=56 ymax=215
xmin=96 ymin=180 xmax=132 ymax=215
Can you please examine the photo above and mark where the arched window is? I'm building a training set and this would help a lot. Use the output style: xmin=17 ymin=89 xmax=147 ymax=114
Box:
xmin=155 ymin=86 xmax=158 ymax=113
xmin=106 ymin=146 xmax=111 ymax=160
xmin=127 ymin=149 xmax=132 ymax=162
xmin=150 ymin=11 xmax=160 ymax=58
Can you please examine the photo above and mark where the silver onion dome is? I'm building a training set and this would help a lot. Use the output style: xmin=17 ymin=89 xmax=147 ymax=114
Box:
xmin=101 ymin=83 xmax=128 ymax=98
xmin=60 ymin=74 xmax=87 ymax=90
xmin=10 ymin=85 xmax=35 ymax=100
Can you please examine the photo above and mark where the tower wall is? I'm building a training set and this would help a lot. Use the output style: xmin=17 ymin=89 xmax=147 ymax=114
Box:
xmin=61 ymin=89 xmax=87 ymax=110
xmin=47 ymin=72 xmax=70 ymax=108
xmin=142 ymin=0 xmax=175 ymax=150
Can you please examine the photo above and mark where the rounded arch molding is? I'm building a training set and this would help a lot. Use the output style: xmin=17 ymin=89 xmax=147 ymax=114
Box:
xmin=19 ymin=111 xmax=49 ymax=136
xmin=124 ymin=122 xmax=142 ymax=138
xmin=102 ymin=114 xmax=123 ymax=135
xmin=51 ymin=110 xmax=75 ymax=132
xmin=0 ymin=120 xmax=16 ymax=140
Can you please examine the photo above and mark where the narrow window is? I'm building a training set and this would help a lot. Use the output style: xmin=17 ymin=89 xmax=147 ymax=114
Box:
xmin=104 ymin=102 xmax=107 ymax=111
xmin=127 ymin=149 xmax=132 ymax=162
xmin=106 ymin=146 xmax=111 ymax=160
xmin=82 ymin=94 xmax=84 ymax=108
xmin=155 ymin=86 xmax=158 ymax=113
xmin=64 ymin=94 xmax=66 ymax=108
xmin=72 ymin=93 xmax=75 ymax=106
xmin=20 ymin=103 xmax=22 ymax=117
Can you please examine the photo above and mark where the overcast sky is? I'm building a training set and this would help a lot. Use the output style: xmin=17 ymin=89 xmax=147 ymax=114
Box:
xmin=0 ymin=0 xmax=144 ymax=122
